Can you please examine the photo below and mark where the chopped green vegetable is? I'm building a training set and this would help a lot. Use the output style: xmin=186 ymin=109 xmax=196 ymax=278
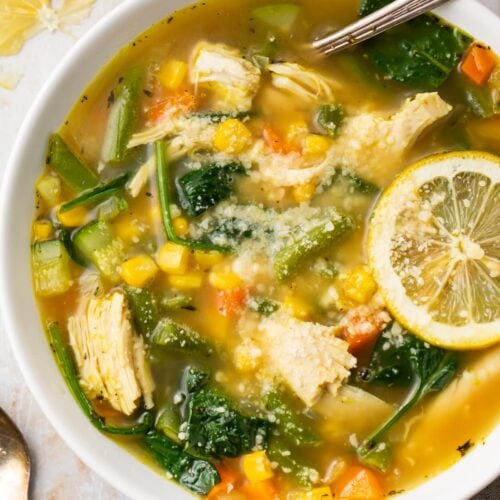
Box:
xmin=155 ymin=141 xmax=230 ymax=252
xmin=150 ymin=319 xmax=213 ymax=355
xmin=48 ymin=134 xmax=99 ymax=192
xmin=58 ymin=229 xmax=87 ymax=267
xmin=202 ymin=216 xmax=257 ymax=246
xmin=32 ymin=239 xmax=72 ymax=296
xmin=274 ymin=214 xmax=354 ymax=281
xmin=36 ymin=175 xmax=61 ymax=206
xmin=48 ymin=322 xmax=154 ymax=435
xmin=97 ymin=195 xmax=129 ymax=221
xmin=59 ymin=173 xmax=129 ymax=213
xmin=156 ymin=405 xmax=181 ymax=444
xmin=316 ymin=104 xmax=344 ymax=137
xmin=73 ymin=220 xmax=125 ymax=282
xmin=264 ymin=388 xmax=321 ymax=446
xmin=362 ymin=14 xmax=471 ymax=90
xmin=330 ymin=167 xmax=380 ymax=194
xmin=102 ymin=67 xmax=144 ymax=163
xmin=144 ymin=431 xmax=220 ymax=495
xmin=190 ymin=111 xmax=253 ymax=123
xmin=357 ymin=332 xmax=459 ymax=470
xmin=248 ymin=297 xmax=280 ymax=317
xmin=181 ymin=367 xmax=270 ymax=458
xmin=177 ymin=162 xmax=245 ymax=217
xmin=267 ymin=436 xmax=319 ymax=487
xmin=252 ymin=4 xmax=301 ymax=34
xmin=125 ymin=287 xmax=160 ymax=337
xmin=161 ymin=294 xmax=195 ymax=311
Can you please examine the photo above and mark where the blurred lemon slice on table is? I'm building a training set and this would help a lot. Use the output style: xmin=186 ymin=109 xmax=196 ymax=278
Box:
xmin=368 ymin=151 xmax=500 ymax=350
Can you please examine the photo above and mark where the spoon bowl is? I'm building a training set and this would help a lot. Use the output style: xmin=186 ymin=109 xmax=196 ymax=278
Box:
xmin=0 ymin=408 xmax=30 ymax=500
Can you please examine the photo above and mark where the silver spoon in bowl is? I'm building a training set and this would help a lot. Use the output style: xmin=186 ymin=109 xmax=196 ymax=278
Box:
xmin=0 ymin=408 xmax=30 ymax=500
xmin=313 ymin=0 xmax=451 ymax=55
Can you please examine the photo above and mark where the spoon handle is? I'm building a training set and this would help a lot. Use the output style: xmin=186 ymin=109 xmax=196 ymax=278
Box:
xmin=0 ymin=409 xmax=30 ymax=500
xmin=313 ymin=0 xmax=450 ymax=55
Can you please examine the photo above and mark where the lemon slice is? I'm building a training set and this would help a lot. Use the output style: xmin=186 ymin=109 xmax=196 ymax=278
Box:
xmin=368 ymin=151 xmax=500 ymax=350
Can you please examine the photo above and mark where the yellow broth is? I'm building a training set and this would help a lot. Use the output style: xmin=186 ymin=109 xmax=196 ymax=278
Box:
xmin=31 ymin=0 xmax=500 ymax=498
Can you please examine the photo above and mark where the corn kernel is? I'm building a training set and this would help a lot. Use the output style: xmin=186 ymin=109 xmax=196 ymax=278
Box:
xmin=167 ymin=272 xmax=203 ymax=289
xmin=284 ymin=295 xmax=311 ymax=320
xmin=114 ymin=216 xmax=143 ymax=243
xmin=194 ymin=250 xmax=225 ymax=268
xmin=33 ymin=220 xmax=54 ymax=241
xmin=173 ymin=216 xmax=189 ymax=237
xmin=303 ymin=135 xmax=331 ymax=155
xmin=341 ymin=266 xmax=377 ymax=304
xmin=214 ymin=119 xmax=252 ymax=154
xmin=242 ymin=451 xmax=274 ymax=483
xmin=157 ymin=242 xmax=190 ymax=274
xmin=288 ymin=487 xmax=334 ymax=500
xmin=292 ymin=182 xmax=316 ymax=203
xmin=209 ymin=271 xmax=243 ymax=290
xmin=120 ymin=255 xmax=159 ymax=288
xmin=57 ymin=205 xmax=88 ymax=227
xmin=158 ymin=60 xmax=188 ymax=90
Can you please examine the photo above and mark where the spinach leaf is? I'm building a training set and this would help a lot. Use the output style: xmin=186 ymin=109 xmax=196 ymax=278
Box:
xmin=268 ymin=436 xmax=319 ymax=487
xmin=144 ymin=431 xmax=220 ymax=495
xmin=359 ymin=0 xmax=393 ymax=16
xmin=357 ymin=332 xmax=459 ymax=471
xmin=329 ymin=167 xmax=380 ymax=194
xmin=176 ymin=162 xmax=245 ymax=217
xmin=360 ymin=3 xmax=471 ymax=90
xmin=181 ymin=367 xmax=270 ymax=458
xmin=203 ymin=216 xmax=257 ymax=245
xmin=316 ymin=104 xmax=344 ymax=137
xmin=264 ymin=388 xmax=321 ymax=446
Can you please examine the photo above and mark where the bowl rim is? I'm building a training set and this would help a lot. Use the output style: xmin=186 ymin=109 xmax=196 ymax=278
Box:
xmin=0 ymin=0 xmax=499 ymax=499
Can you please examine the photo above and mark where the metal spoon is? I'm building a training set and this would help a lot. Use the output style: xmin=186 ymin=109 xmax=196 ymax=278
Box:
xmin=0 ymin=408 xmax=30 ymax=500
xmin=313 ymin=0 xmax=450 ymax=55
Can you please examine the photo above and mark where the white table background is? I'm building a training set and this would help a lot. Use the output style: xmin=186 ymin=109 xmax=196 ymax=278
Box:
xmin=0 ymin=0 xmax=498 ymax=498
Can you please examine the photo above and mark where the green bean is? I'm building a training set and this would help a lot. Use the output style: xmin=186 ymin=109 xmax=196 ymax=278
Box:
xmin=125 ymin=287 xmax=160 ymax=337
xmin=47 ymin=322 xmax=153 ymax=435
xmin=48 ymin=134 xmax=99 ymax=192
xmin=154 ymin=141 xmax=231 ymax=253
xmin=102 ymin=67 xmax=144 ymax=162
xmin=274 ymin=216 xmax=353 ymax=281
xmin=59 ymin=173 xmax=129 ymax=213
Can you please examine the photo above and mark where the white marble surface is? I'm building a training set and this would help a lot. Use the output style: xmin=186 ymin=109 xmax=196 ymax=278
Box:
xmin=0 ymin=1 xmax=499 ymax=499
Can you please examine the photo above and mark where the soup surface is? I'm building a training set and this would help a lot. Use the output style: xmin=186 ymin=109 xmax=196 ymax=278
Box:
xmin=31 ymin=0 xmax=500 ymax=498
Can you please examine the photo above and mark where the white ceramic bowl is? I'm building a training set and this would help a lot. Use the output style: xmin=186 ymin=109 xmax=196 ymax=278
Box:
xmin=1 ymin=0 xmax=499 ymax=498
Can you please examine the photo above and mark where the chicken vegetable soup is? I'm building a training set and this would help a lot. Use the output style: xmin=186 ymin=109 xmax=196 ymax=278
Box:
xmin=31 ymin=0 xmax=500 ymax=498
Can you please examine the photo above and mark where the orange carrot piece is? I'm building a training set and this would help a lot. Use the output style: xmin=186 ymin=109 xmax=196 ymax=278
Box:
xmin=207 ymin=465 xmax=240 ymax=499
xmin=216 ymin=287 xmax=248 ymax=317
xmin=262 ymin=124 xmax=300 ymax=154
xmin=334 ymin=465 xmax=384 ymax=500
xmin=145 ymin=90 xmax=196 ymax=122
xmin=461 ymin=44 xmax=496 ymax=86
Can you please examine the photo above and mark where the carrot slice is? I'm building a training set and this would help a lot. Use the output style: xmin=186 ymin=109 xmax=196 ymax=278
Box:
xmin=216 ymin=287 xmax=248 ymax=317
xmin=207 ymin=464 xmax=240 ymax=499
xmin=262 ymin=124 xmax=301 ymax=154
xmin=334 ymin=465 xmax=384 ymax=500
xmin=461 ymin=44 xmax=496 ymax=86
xmin=145 ymin=90 xmax=196 ymax=122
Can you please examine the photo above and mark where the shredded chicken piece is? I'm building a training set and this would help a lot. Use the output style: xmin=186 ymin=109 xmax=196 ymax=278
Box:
xmin=127 ymin=156 xmax=154 ymax=197
xmin=338 ymin=305 xmax=391 ymax=342
xmin=190 ymin=42 xmax=261 ymax=112
xmin=267 ymin=62 xmax=338 ymax=102
xmin=258 ymin=313 xmax=356 ymax=407
xmin=68 ymin=291 xmax=154 ymax=415
xmin=331 ymin=92 xmax=452 ymax=186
